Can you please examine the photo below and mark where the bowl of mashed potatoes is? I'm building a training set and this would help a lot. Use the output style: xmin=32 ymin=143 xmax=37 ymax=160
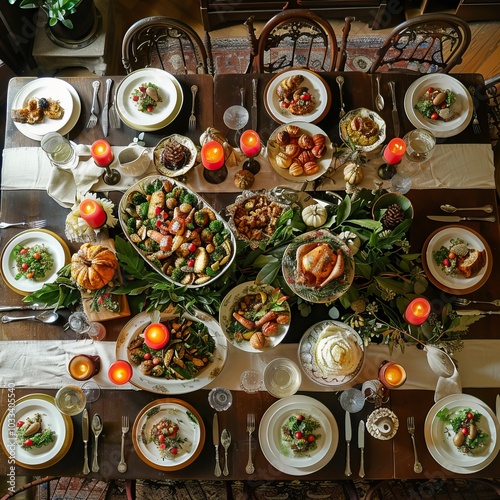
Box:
xmin=299 ymin=320 xmax=364 ymax=386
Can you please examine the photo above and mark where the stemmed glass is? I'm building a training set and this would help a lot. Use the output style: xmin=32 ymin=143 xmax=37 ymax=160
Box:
xmin=401 ymin=128 xmax=436 ymax=177
xmin=339 ymin=387 xmax=366 ymax=413
xmin=223 ymin=87 xmax=249 ymax=147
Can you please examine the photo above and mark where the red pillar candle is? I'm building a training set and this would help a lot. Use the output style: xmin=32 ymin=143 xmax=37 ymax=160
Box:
xmin=108 ymin=360 xmax=133 ymax=385
xmin=240 ymin=130 xmax=261 ymax=157
xmin=405 ymin=298 xmax=431 ymax=326
xmin=143 ymin=323 xmax=170 ymax=350
xmin=79 ymin=199 xmax=107 ymax=228
xmin=379 ymin=361 xmax=407 ymax=389
xmin=383 ymin=138 xmax=406 ymax=165
xmin=91 ymin=139 xmax=114 ymax=166
xmin=201 ymin=141 xmax=225 ymax=170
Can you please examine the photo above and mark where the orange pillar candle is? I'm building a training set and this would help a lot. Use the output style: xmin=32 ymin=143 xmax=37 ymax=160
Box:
xmin=240 ymin=130 xmax=261 ymax=157
xmin=201 ymin=141 xmax=225 ymax=170
xmin=79 ymin=199 xmax=107 ymax=228
xmin=108 ymin=360 xmax=133 ymax=385
xmin=405 ymin=298 xmax=431 ymax=326
xmin=379 ymin=361 xmax=407 ymax=389
xmin=91 ymin=139 xmax=114 ymax=166
xmin=68 ymin=355 xmax=100 ymax=381
xmin=383 ymin=138 xmax=406 ymax=164
xmin=144 ymin=323 xmax=170 ymax=350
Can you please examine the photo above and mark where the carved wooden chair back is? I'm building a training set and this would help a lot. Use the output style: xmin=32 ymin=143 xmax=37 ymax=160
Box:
xmin=122 ymin=16 xmax=213 ymax=75
xmin=244 ymin=10 xmax=353 ymax=74
xmin=369 ymin=14 xmax=471 ymax=74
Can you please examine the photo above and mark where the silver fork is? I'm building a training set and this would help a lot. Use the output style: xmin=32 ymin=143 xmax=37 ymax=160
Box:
xmin=469 ymin=86 xmax=481 ymax=134
xmin=407 ymin=416 xmax=423 ymax=473
xmin=86 ymin=80 xmax=100 ymax=129
xmin=0 ymin=220 xmax=46 ymax=229
xmin=188 ymin=85 xmax=198 ymax=132
xmin=453 ymin=297 xmax=500 ymax=307
xmin=109 ymin=85 xmax=120 ymax=129
xmin=245 ymin=413 xmax=255 ymax=474
xmin=117 ymin=415 xmax=129 ymax=473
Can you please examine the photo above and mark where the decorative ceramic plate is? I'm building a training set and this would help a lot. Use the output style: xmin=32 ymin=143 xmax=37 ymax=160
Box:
xmin=422 ymin=225 xmax=492 ymax=295
xmin=153 ymin=134 xmax=198 ymax=177
xmin=132 ymin=398 xmax=205 ymax=471
xmin=11 ymin=78 xmax=74 ymax=138
xmin=0 ymin=229 xmax=71 ymax=296
xmin=267 ymin=122 xmax=334 ymax=183
xmin=339 ymin=107 xmax=386 ymax=152
xmin=258 ymin=395 xmax=338 ymax=475
xmin=298 ymin=320 xmax=364 ymax=387
xmin=282 ymin=229 xmax=354 ymax=303
xmin=0 ymin=393 xmax=73 ymax=469
xmin=264 ymin=68 xmax=332 ymax=124
xmin=404 ymin=74 xmax=473 ymax=138
xmin=116 ymin=309 xmax=227 ymax=394
xmin=116 ymin=68 xmax=183 ymax=131
xmin=219 ymin=281 xmax=291 ymax=352
xmin=424 ymin=394 xmax=499 ymax=473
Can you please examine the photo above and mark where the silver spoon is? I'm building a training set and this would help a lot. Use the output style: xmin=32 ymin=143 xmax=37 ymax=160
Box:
xmin=91 ymin=413 xmax=103 ymax=473
xmin=375 ymin=75 xmax=384 ymax=111
xmin=440 ymin=204 xmax=493 ymax=213
xmin=221 ymin=429 xmax=231 ymax=476
xmin=336 ymin=76 xmax=346 ymax=118
xmin=1 ymin=310 xmax=59 ymax=324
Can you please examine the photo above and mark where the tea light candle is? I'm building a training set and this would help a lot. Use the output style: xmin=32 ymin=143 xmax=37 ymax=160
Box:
xmin=201 ymin=141 xmax=225 ymax=170
xmin=405 ymin=297 xmax=431 ymax=325
xmin=379 ymin=361 xmax=407 ymax=389
xmin=383 ymin=138 xmax=406 ymax=165
xmin=240 ymin=130 xmax=261 ymax=157
xmin=69 ymin=355 xmax=100 ymax=381
xmin=79 ymin=199 xmax=107 ymax=228
xmin=91 ymin=139 xmax=114 ymax=166
xmin=144 ymin=323 xmax=170 ymax=350
xmin=108 ymin=360 xmax=133 ymax=385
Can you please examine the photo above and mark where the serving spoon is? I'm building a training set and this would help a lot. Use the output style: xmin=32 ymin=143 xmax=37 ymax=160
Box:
xmin=1 ymin=310 xmax=59 ymax=324
xmin=440 ymin=204 xmax=493 ymax=213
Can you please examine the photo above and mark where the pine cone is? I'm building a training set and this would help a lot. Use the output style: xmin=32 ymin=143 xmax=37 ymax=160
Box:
xmin=162 ymin=142 xmax=186 ymax=169
xmin=381 ymin=203 xmax=405 ymax=229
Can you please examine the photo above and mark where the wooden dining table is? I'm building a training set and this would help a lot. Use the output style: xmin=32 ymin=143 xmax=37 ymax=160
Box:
xmin=0 ymin=72 xmax=499 ymax=482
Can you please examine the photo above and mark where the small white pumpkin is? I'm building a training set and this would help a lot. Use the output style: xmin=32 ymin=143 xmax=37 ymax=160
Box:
xmin=343 ymin=162 xmax=363 ymax=185
xmin=301 ymin=204 xmax=328 ymax=228
xmin=338 ymin=230 xmax=361 ymax=255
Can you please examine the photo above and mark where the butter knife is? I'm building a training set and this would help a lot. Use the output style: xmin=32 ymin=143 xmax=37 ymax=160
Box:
xmin=213 ymin=413 xmax=221 ymax=477
xmin=456 ymin=310 xmax=500 ymax=316
xmin=358 ymin=420 xmax=365 ymax=478
xmin=427 ymin=215 xmax=496 ymax=223
xmin=345 ymin=411 xmax=352 ymax=476
xmin=82 ymin=409 xmax=90 ymax=475
xmin=251 ymin=78 xmax=258 ymax=131
xmin=388 ymin=81 xmax=400 ymax=137
xmin=102 ymin=78 xmax=112 ymax=137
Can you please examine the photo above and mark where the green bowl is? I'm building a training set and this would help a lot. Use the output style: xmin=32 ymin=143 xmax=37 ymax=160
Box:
xmin=371 ymin=192 xmax=414 ymax=222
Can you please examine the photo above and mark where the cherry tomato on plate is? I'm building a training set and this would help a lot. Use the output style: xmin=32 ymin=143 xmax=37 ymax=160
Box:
xmin=23 ymin=439 xmax=33 ymax=447
xmin=16 ymin=420 xmax=24 ymax=428
xmin=430 ymin=112 xmax=439 ymax=120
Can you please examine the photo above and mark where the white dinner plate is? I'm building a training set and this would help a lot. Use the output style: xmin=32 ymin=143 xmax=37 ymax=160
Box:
xmin=404 ymin=74 xmax=473 ymax=138
xmin=425 ymin=394 xmax=500 ymax=474
xmin=219 ymin=281 xmax=291 ymax=353
xmin=259 ymin=395 xmax=338 ymax=475
xmin=116 ymin=309 xmax=227 ymax=394
xmin=0 ymin=229 xmax=71 ymax=296
xmin=267 ymin=122 xmax=334 ymax=183
xmin=116 ymin=68 xmax=182 ymax=131
xmin=264 ymin=68 xmax=332 ymax=124
xmin=132 ymin=398 xmax=205 ymax=471
xmin=0 ymin=393 xmax=73 ymax=469
xmin=266 ymin=400 xmax=333 ymax=468
xmin=422 ymin=225 xmax=492 ymax=295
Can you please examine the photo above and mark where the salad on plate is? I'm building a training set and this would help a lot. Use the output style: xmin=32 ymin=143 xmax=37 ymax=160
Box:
xmin=131 ymin=82 xmax=162 ymax=113
xmin=414 ymin=87 xmax=459 ymax=122
xmin=281 ymin=412 xmax=322 ymax=456
xmin=13 ymin=243 xmax=54 ymax=281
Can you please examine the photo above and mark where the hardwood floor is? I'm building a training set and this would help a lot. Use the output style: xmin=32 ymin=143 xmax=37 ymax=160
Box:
xmin=115 ymin=0 xmax=500 ymax=79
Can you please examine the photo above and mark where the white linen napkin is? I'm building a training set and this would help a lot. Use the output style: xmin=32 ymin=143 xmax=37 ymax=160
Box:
xmin=434 ymin=368 xmax=462 ymax=402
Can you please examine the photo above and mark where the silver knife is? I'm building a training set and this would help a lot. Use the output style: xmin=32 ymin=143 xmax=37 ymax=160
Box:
xmin=82 ymin=409 xmax=90 ymax=475
xmin=496 ymin=394 xmax=499 ymax=420
xmin=456 ymin=309 xmax=500 ymax=316
xmin=358 ymin=420 xmax=365 ymax=478
xmin=251 ymin=78 xmax=258 ymax=131
xmin=344 ymin=411 xmax=352 ymax=476
xmin=213 ymin=413 xmax=221 ymax=477
xmin=0 ymin=303 xmax=47 ymax=312
xmin=102 ymin=78 xmax=112 ymax=137
xmin=427 ymin=215 xmax=496 ymax=223
xmin=388 ymin=81 xmax=400 ymax=137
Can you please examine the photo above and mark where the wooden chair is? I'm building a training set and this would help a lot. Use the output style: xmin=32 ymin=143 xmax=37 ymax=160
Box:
xmin=244 ymin=10 xmax=354 ymax=74
xmin=369 ymin=14 xmax=471 ymax=74
xmin=122 ymin=17 xmax=214 ymax=75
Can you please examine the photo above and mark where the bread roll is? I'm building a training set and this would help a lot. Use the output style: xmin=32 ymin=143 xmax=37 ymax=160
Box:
xmin=289 ymin=161 xmax=304 ymax=177
xmin=304 ymin=161 xmax=319 ymax=175
xmin=285 ymin=125 xmax=301 ymax=137
xmin=284 ymin=144 xmax=301 ymax=158
xmin=298 ymin=134 xmax=314 ymax=150
xmin=276 ymin=152 xmax=292 ymax=169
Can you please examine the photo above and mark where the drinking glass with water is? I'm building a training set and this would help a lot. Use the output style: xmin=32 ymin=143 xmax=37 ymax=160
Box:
xmin=41 ymin=132 xmax=77 ymax=170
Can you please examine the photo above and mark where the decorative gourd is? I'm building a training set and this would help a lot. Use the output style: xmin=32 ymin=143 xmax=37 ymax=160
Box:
xmin=338 ymin=231 xmax=361 ymax=255
xmin=71 ymin=243 xmax=118 ymax=290
xmin=343 ymin=162 xmax=363 ymax=185
xmin=302 ymin=204 xmax=328 ymax=228
xmin=234 ymin=169 xmax=255 ymax=190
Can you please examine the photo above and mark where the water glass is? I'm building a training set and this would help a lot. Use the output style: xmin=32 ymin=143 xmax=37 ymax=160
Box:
xmin=41 ymin=132 xmax=78 ymax=170
xmin=208 ymin=387 xmax=233 ymax=411
xmin=82 ymin=380 xmax=101 ymax=403
xmin=240 ymin=370 xmax=262 ymax=393
xmin=339 ymin=387 xmax=365 ymax=413
xmin=54 ymin=385 xmax=86 ymax=416
xmin=390 ymin=172 xmax=412 ymax=194
xmin=402 ymin=128 xmax=436 ymax=176
xmin=263 ymin=358 xmax=301 ymax=399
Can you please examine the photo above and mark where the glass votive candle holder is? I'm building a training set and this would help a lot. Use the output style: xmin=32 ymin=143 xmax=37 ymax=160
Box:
xmin=378 ymin=360 xmax=407 ymax=389
xmin=68 ymin=354 xmax=101 ymax=381
xmin=201 ymin=140 xmax=227 ymax=184
xmin=108 ymin=360 xmax=133 ymax=385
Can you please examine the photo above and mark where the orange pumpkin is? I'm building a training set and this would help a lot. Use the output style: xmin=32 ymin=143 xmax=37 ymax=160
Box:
xmin=71 ymin=243 xmax=118 ymax=290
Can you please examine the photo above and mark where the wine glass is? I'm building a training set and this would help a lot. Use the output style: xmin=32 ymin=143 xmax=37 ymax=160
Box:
xmin=82 ymin=380 xmax=101 ymax=403
xmin=54 ymin=385 xmax=86 ymax=416
xmin=402 ymin=128 xmax=436 ymax=176
xmin=223 ymin=87 xmax=249 ymax=146
xmin=339 ymin=387 xmax=365 ymax=413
